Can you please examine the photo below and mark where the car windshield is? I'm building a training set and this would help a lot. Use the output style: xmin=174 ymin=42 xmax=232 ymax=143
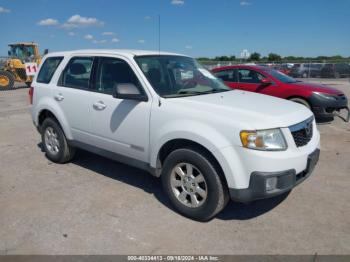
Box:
xmin=264 ymin=68 xmax=298 ymax=83
xmin=135 ymin=55 xmax=231 ymax=98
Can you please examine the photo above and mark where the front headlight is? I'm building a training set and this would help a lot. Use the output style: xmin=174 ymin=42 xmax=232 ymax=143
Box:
xmin=240 ymin=128 xmax=287 ymax=151
xmin=314 ymin=92 xmax=337 ymax=100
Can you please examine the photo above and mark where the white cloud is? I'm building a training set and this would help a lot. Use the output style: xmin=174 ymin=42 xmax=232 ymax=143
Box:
xmin=68 ymin=32 xmax=76 ymax=36
xmin=111 ymin=38 xmax=119 ymax=43
xmin=185 ymin=45 xmax=192 ymax=49
xmin=240 ymin=1 xmax=252 ymax=6
xmin=93 ymin=39 xmax=107 ymax=44
xmin=37 ymin=18 xmax=59 ymax=26
xmin=0 ymin=6 xmax=10 ymax=13
xmin=137 ymin=39 xmax=145 ymax=44
xmin=102 ymin=32 xmax=115 ymax=36
xmin=84 ymin=34 xmax=94 ymax=40
xmin=62 ymin=14 xmax=104 ymax=29
xmin=171 ymin=0 xmax=184 ymax=5
xmin=144 ymin=16 xmax=151 ymax=20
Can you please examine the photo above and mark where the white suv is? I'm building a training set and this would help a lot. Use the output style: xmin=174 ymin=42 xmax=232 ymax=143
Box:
xmin=30 ymin=49 xmax=320 ymax=221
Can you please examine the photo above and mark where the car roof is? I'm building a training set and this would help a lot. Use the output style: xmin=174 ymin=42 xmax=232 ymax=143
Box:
xmin=44 ymin=49 xmax=185 ymax=58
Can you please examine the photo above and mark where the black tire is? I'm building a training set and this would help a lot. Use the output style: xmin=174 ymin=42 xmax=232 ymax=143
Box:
xmin=41 ymin=118 xmax=75 ymax=163
xmin=289 ymin=97 xmax=311 ymax=110
xmin=0 ymin=70 xmax=15 ymax=90
xmin=161 ymin=148 xmax=229 ymax=221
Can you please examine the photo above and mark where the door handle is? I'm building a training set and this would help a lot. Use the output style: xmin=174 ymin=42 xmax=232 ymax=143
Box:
xmin=93 ymin=101 xmax=107 ymax=110
xmin=54 ymin=93 xmax=64 ymax=101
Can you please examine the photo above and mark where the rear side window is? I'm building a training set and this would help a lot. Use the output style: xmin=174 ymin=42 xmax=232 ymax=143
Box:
xmin=60 ymin=57 xmax=94 ymax=89
xmin=37 ymin=57 xmax=63 ymax=84
xmin=238 ymin=69 xmax=264 ymax=83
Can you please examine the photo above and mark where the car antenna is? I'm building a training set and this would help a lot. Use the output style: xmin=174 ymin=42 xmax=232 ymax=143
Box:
xmin=158 ymin=14 xmax=161 ymax=55
xmin=157 ymin=14 xmax=162 ymax=107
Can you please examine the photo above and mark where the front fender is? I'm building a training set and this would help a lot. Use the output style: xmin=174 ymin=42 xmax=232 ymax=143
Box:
xmin=150 ymin=120 xmax=243 ymax=188
xmin=150 ymin=120 xmax=231 ymax=166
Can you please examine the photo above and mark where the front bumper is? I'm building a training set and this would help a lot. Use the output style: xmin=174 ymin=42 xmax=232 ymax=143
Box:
xmin=309 ymin=93 xmax=349 ymax=122
xmin=229 ymin=148 xmax=320 ymax=202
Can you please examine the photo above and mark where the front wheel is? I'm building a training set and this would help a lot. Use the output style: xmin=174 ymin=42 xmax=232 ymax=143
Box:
xmin=161 ymin=148 xmax=229 ymax=221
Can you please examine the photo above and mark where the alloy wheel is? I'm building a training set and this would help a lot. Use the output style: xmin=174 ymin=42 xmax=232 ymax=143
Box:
xmin=170 ymin=163 xmax=208 ymax=208
xmin=44 ymin=127 xmax=60 ymax=155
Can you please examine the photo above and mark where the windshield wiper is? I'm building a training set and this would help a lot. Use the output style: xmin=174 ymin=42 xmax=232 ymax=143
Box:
xmin=177 ymin=90 xmax=203 ymax=95
xmin=178 ymin=89 xmax=229 ymax=95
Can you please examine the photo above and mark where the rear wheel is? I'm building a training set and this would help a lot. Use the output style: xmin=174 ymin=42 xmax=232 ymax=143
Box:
xmin=0 ymin=70 xmax=15 ymax=90
xmin=289 ymin=97 xmax=311 ymax=110
xmin=41 ymin=118 xmax=75 ymax=163
xmin=161 ymin=148 xmax=229 ymax=221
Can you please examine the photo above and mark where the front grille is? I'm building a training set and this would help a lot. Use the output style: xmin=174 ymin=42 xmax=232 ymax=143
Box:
xmin=15 ymin=68 xmax=27 ymax=81
xmin=289 ymin=116 xmax=314 ymax=147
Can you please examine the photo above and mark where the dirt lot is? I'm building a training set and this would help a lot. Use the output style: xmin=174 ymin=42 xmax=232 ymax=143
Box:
xmin=0 ymin=79 xmax=349 ymax=255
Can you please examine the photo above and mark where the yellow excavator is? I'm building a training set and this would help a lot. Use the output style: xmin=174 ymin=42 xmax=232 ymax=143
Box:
xmin=0 ymin=42 xmax=47 ymax=90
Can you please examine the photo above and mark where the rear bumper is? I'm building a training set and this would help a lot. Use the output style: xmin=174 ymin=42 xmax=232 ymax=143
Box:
xmin=309 ymin=93 xmax=348 ymax=121
xmin=229 ymin=148 xmax=320 ymax=202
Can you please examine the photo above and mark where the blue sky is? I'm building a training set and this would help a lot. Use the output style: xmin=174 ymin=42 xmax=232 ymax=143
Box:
xmin=0 ymin=0 xmax=349 ymax=57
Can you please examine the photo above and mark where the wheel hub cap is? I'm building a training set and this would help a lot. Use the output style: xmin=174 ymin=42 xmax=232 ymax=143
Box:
xmin=44 ymin=127 xmax=60 ymax=155
xmin=170 ymin=163 xmax=208 ymax=208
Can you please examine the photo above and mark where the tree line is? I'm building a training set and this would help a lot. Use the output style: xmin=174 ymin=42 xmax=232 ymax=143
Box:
xmin=197 ymin=53 xmax=350 ymax=62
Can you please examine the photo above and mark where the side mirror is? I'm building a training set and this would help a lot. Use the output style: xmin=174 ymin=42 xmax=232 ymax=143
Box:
xmin=260 ymin=78 xmax=272 ymax=85
xmin=44 ymin=49 xmax=49 ymax=55
xmin=113 ymin=83 xmax=148 ymax=102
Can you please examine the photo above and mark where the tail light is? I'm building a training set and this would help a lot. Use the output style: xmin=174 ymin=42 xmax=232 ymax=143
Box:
xmin=29 ymin=86 xmax=34 ymax=105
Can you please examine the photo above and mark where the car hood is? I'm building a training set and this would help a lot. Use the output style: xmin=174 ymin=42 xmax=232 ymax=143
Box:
xmin=291 ymin=82 xmax=344 ymax=95
xmin=167 ymin=90 xmax=313 ymax=130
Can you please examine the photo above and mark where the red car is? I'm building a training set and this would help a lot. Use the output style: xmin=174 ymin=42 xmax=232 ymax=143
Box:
xmin=212 ymin=65 xmax=349 ymax=122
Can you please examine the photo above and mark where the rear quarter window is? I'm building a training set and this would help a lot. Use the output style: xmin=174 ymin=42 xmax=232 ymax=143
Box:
xmin=37 ymin=57 xmax=64 ymax=84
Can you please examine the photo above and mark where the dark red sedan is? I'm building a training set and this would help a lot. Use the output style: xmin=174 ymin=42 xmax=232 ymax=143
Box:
xmin=212 ymin=65 xmax=349 ymax=122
